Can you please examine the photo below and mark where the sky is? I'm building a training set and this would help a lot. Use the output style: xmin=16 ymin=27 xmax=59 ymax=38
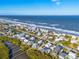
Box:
xmin=0 ymin=0 xmax=79 ymax=15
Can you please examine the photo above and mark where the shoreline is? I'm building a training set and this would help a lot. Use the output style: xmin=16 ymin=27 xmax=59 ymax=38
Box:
xmin=0 ymin=18 xmax=79 ymax=36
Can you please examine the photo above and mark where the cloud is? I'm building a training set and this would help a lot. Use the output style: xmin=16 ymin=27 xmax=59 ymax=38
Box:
xmin=52 ymin=0 xmax=59 ymax=2
xmin=51 ymin=0 xmax=61 ymax=5
xmin=56 ymin=1 xmax=60 ymax=5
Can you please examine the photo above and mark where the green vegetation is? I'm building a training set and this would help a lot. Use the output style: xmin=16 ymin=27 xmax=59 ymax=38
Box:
xmin=61 ymin=41 xmax=70 ymax=46
xmin=27 ymin=48 xmax=58 ymax=59
xmin=0 ymin=36 xmax=21 ymax=46
xmin=60 ymin=40 xmax=77 ymax=50
xmin=0 ymin=41 xmax=9 ymax=59
xmin=64 ymin=35 xmax=72 ymax=39
xmin=77 ymin=52 xmax=79 ymax=57
xmin=20 ymin=43 xmax=31 ymax=51
xmin=58 ymin=35 xmax=78 ymax=50
xmin=0 ymin=36 xmax=59 ymax=59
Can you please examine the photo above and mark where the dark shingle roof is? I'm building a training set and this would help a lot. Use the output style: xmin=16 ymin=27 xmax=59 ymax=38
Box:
xmin=59 ymin=51 xmax=68 ymax=57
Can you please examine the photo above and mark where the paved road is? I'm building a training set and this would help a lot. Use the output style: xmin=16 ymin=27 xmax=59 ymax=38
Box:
xmin=4 ymin=42 xmax=29 ymax=59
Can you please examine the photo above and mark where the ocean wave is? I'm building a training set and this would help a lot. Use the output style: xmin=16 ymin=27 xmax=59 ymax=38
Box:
xmin=30 ymin=24 xmax=79 ymax=36
xmin=13 ymin=19 xmax=19 ymax=21
xmin=50 ymin=24 xmax=59 ymax=27
xmin=10 ymin=19 xmax=59 ymax=27
xmin=0 ymin=18 xmax=79 ymax=36
xmin=38 ymin=22 xmax=48 ymax=25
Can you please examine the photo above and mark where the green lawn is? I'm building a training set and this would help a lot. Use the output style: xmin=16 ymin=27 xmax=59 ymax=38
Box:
xmin=27 ymin=48 xmax=58 ymax=59
xmin=0 ymin=41 xmax=9 ymax=59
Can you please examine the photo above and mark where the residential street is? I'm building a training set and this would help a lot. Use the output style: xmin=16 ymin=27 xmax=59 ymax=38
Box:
xmin=4 ymin=42 xmax=29 ymax=59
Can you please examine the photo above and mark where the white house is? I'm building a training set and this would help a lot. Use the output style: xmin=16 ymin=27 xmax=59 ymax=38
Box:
xmin=72 ymin=35 xmax=76 ymax=39
xmin=25 ymin=34 xmax=29 ymax=38
xmin=30 ymin=37 xmax=35 ymax=41
xmin=24 ymin=39 xmax=29 ymax=43
xmin=59 ymin=51 xmax=68 ymax=59
xmin=45 ymin=43 xmax=52 ymax=48
xmin=77 ymin=46 xmax=79 ymax=51
xmin=27 ymin=41 xmax=33 ymax=46
xmin=20 ymin=37 xmax=26 ymax=40
xmin=32 ymin=43 xmax=38 ymax=49
xmin=40 ymin=28 xmax=48 ymax=33
xmin=67 ymin=52 xmax=77 ymax=59
xmin=38 ymin=40 xmax=43 ymax=45
xmin=50 ymin=45 xmax=56 ymax=51
xmin=19 ymin=33 xmax=25 ymax=37
xmin=71 ymin=39 xmax=77 ymax=44
xmin=55 ymin=36 xmax=66 ymax=42
xmin=37 ymin=32 xmax=41 ymax=36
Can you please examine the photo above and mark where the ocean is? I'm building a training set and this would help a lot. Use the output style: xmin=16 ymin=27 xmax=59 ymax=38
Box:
xmin=0 ymin=15 xmax=79 ymax=32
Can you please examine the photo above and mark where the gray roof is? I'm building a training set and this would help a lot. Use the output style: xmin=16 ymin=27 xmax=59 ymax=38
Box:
xmin=59 ymin=51 xmax=68 ymax=57
xmin=54 ymin=45 xmax=63 ymax=54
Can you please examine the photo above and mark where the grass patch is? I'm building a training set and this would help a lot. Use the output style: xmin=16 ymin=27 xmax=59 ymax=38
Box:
xmin=27 ymin=48 xmax=58 ymax=59
xmin=0 ymin=41 xmax=9 ymax=59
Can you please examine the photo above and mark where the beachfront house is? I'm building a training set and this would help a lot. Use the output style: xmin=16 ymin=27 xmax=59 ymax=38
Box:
xmin=55 ymin=36 xmax=66 ymax=42
xmin=40 ymin=28 xmax=48 ymax=33
xmin=72 ymin=35 xmax=76 ymax=39
xmin=37 ymin=32 xmax=41 ymax=36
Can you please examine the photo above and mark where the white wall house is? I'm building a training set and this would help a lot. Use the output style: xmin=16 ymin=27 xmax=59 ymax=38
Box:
xmin=67 ymin=52 xmax=76 ymax=59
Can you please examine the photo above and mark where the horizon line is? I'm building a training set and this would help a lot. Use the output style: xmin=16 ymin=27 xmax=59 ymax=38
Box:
xmin=0 ymin=15 xmax=79 ymax=16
